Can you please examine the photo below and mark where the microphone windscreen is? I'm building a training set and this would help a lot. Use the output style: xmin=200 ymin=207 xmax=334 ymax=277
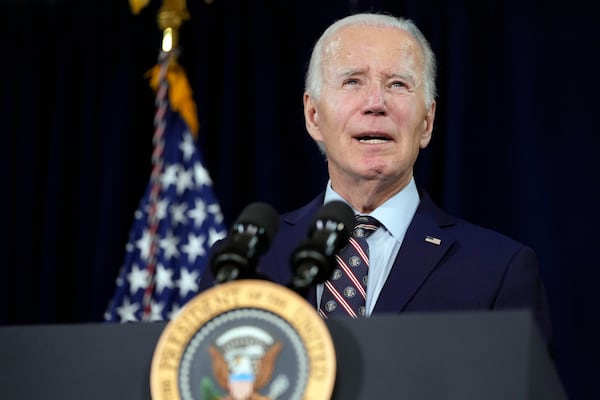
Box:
xmin=234 ymin=202 xmax=280 ymax=243
xmin=312 ymin=200 xmax=355 ymax=237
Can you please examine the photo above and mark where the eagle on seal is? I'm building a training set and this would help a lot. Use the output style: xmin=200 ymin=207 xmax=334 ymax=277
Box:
xmin=208 ymin=341 xmax=283 ymax=400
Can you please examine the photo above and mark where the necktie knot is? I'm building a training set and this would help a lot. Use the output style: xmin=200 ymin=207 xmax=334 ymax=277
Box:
xmin=352 ymin=215 xmax=380 ymax=239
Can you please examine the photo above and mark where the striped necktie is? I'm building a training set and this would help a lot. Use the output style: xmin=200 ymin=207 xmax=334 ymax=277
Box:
xmin=319 ymin=215 xmax=380 ymax=318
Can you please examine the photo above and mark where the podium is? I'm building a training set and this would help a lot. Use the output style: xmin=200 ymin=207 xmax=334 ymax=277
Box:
xmin=0 ymin=310 xmax=565 ymax=399
xmin=325 ymin=310 xmax=565 ymax=399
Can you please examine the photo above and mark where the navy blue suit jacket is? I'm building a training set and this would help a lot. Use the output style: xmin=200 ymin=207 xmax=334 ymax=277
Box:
xmin=200 ymin=189 xmax=552 ymax=345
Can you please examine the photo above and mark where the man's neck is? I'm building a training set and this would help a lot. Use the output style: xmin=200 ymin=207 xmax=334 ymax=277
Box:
xmin=329 ymin=174 xmax=413 ymax=214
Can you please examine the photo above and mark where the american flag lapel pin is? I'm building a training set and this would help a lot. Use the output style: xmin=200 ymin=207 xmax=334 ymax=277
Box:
xmin=425 ymin=236 xmax=442 ymax=245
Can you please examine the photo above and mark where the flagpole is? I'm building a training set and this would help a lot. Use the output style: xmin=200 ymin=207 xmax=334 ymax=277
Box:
xmin=142 ymin=0 xmax=191 ymax=321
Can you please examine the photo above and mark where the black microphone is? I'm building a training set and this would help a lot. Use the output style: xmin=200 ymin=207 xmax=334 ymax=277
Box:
xmin=210 ymin=202 xmax=279 ymax=284
xmin=289 ymin=200 xmax=355 ymax=290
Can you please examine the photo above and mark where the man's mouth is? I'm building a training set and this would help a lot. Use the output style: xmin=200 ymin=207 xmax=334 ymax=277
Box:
xmin=356 ymin=134 xmax=391 ymax=144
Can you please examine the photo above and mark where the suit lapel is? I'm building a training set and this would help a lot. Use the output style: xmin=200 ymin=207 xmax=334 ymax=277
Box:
xmin=280 ymin=194 xmax=325 ymax=308
xmin=373 ymin=194 xmax=455 ymax=313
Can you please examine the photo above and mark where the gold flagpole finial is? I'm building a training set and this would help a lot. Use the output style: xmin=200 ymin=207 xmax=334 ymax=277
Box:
xmin=157 ymin=0 xmax=190 ymax=52
xmin=128 ymin=0 xmax=191 ymax=52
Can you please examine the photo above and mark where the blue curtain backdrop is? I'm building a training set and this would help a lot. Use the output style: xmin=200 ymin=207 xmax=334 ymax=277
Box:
xmin=0 ymin=1 xmax=597 ymax=399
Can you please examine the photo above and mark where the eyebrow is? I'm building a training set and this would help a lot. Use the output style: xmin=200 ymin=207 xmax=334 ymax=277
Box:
xmin=387 ymin=72 xmax=416 ymax=86
xmin=336 ymin=68 xmax=417 ymax=86
xmin=336 ymin=68 xmax=365 ymax=79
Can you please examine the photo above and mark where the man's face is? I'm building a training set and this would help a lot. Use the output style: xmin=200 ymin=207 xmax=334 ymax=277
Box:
xmin=304 ymin=24 xmax=435 ymax=191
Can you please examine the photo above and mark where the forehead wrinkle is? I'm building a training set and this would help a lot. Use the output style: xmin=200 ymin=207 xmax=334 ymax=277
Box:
xmin=322 ymin=26 xmax=426 ymax=90
xmin=336 ymin=67 xmax=365 ymax=78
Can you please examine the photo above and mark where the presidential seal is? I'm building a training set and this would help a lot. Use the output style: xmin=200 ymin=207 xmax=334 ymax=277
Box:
xmin=150 ymin=279 xmax=336 ymax=400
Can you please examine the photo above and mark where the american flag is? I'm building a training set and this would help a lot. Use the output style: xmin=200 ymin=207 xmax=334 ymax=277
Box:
xmin=104 ymin=51 xmax=227 ymax=322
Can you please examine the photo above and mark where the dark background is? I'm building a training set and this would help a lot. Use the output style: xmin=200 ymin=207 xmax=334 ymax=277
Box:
xmin=0 ymin=1 xmax=597 ymax=399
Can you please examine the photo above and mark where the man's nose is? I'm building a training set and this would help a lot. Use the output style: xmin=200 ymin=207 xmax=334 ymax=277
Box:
xmin=362 ymin=85 xmax=387 ymax=116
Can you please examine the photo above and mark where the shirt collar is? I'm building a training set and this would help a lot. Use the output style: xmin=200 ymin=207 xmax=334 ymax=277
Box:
xmin=324 ymin=177 xmax=420 ymax=242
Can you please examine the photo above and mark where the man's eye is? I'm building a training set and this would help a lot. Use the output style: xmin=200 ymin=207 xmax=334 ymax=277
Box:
xmin=343 ymin=79 xmax=359 ymax=86
xmin=391 ymin=81 xmax=407 ymax=88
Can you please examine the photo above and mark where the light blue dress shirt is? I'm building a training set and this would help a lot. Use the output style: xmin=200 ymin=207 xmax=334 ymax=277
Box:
xmin=318 ymin=177 xmax=420 ymax=315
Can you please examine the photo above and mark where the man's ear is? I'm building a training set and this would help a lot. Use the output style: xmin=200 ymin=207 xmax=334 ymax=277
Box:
xmin=304 ymin=92 xmax=323 ymax=141
xmin=420 ymin=101 xmax=436 ymax=148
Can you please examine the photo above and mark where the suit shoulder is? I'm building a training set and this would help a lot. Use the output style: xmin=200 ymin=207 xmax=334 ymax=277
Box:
xmin=418 ymin=190 xmax=532 ymax=252
xmin=449 ymin=215 xmax=535 ymax=256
